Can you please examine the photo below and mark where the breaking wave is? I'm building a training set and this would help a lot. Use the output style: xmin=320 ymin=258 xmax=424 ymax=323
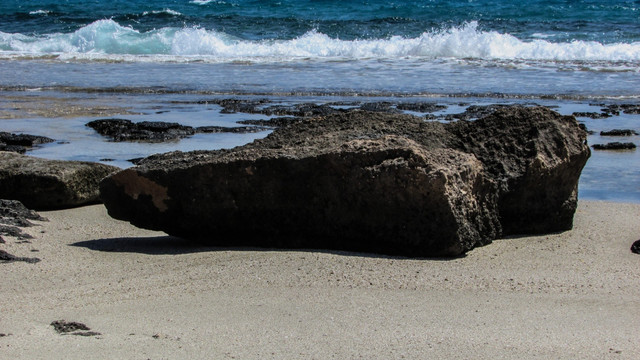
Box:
xmin=1 ymin=20 xmax=639 ymax=67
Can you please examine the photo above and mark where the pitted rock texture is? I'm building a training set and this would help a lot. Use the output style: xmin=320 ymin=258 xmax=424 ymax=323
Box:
xmin=0 ymin=152 xmax=120 ymax=210
xmin=100 ymin=106 xmax=590 ymax=257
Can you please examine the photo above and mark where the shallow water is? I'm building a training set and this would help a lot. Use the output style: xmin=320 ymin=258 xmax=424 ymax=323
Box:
xmin=2 ymin=91 xmax=638 ymax=203
xmin=0 ymin=1 xmax=638 ymax=202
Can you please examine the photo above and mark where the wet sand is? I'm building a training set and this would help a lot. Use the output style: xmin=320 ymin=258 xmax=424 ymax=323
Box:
xmin=1 ymin=200 xmax=639 ymax=359
xmin=0 ymin=94 xmax=139 ymax=119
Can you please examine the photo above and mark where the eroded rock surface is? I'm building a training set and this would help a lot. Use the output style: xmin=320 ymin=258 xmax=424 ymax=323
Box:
xmin=0 ymin=152 xmax=119 ymax=210
xmin=86 ymin=119 xmax=196 ymax=142
xmin=0 ymin=199 xmax=46 ymax=242
xmin=100 ymin=106 xmax=590 ymax=256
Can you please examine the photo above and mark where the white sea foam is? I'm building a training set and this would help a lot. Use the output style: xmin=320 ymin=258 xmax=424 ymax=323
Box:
xmin=190 ymin=0 xmax=230 ymax=5
xmin=29 ymin=10 xmax=51 ymax=16
xmin=142 ymin=9 xmax=183 ymax=17
xmin=1 ymin=20 xmax=639 ymax=67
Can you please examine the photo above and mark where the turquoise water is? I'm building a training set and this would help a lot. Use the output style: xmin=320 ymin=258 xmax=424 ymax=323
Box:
xmin=0 ymin=1 xmax=638 ymax=201
xmin=1 ymin=1 xmax=639 ymax=96
xmin=2 ymin=1 xmax=639 ymax=43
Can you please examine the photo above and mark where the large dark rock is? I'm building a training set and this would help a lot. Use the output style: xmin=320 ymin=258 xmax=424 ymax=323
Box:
xmin=447 ymin=107 xmax=591 ymax=235
xmin=100 ymin=106 xmax=590 ymax=257
xmin=0 ymin=152 xmax=120 ymax=210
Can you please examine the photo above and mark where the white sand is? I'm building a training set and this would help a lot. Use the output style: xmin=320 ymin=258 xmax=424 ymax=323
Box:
xmin=1 ymin=201 xmax=639 ymax=359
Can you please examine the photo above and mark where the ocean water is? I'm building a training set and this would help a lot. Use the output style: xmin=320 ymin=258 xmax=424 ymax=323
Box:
xmin=0 ymin=0 xmax=639 ymax=201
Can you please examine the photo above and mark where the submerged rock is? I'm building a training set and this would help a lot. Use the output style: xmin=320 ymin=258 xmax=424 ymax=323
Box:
xmin=599 ymin=129 xmax=638 ymax=136
xmin=0 ymin=152 xmax=119 ymax=210
xmin=195 ymin=125 xmax=270 ymax=134
xmin=396 ymin=102 xmax=447 ymax=113
xmin=86 ymin=119 xmax=195 ymax=142
xmin=592 ymin=142 xmax=636 ymax=150
xmin=237 ymin=117 xmax=303 ymax=128
xmin=100 ymin=106 xmax=590 ymax=257
xmin=0 ymin=132 xmax=55 ymax=154
xmin=602 ymin=104 xmax=640 ymax=115
xmin=572 ymin=112 xmax=610 ymax=119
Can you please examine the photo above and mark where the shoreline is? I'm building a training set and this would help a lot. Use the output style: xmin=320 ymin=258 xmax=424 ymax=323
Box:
xmin=1 ymin=200 xmax=638 ymax=359
xmin=2 ymin=90 xmax=639 ymax=203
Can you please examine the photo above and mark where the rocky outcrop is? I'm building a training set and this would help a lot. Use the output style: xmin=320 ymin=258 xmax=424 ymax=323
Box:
xmin=0 ymin=199 xmax=46 ymax=263
xmin=447 ymin=107 xmax=591 ymax=235
xmin=86 ymin=119 xmax=269 ymax=142
xmin=86 ymin=119 xmax=196 ymax=142
xmin=0 ymin=132 xmax=54 ymax=154
xmin=0 ymin=199 xmax=46 ymax=241
xmin=0 ymin=152 xmax=119 ymax=210
xmin=0 ymin=249 xmax=40 ymax=264
xmin=100 ymin=106 xmax=590 ymax=257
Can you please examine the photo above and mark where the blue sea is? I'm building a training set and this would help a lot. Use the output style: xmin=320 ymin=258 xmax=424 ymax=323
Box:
xmin=1 ymin=0 xmax=639 ymax=201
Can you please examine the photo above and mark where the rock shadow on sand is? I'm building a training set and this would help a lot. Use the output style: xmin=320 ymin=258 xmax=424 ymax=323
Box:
xmin=70 ymin=236 xmax=459 ymax=260
xmin=71 ymin=236 xmax=208 ymax=255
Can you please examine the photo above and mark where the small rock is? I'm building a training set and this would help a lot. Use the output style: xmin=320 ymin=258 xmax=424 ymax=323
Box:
xmin=51 ymin=320 xmax=100 ymax=336
xmin=592 ymin=142 xmax=636 ymax=150
xmin=0 ymin=249 xmax=41 ymax=264
xmin=196 ymin=125 xmax=269 ymax=134
xmin=0 ymin=199 xmax=46 ymax=241
xmin=212 ymin=98 xmax=270 ymax=114
xmin=0 ymin=132 xmax=54 ymax=147
xmin=0 ymin=152 xmax=119 ymax=210
xmin=51 ymin=320 xmax=90 ymax=333
xmin=603 ymin=104 xmax=640 ymax=115
xmin=396 ymin=103 xmax=447 ymax=113
xmin=359 ymin=102 xmax=401 ymax=113
xmin=0 ymin=225 xmax=33 ymax=240
xmin=600 ymin=129 xmax=638 ymax=136
xmin=572 ymin=112 xmax=610 ymax=119
xmin=631 ymin=240 xmax=640 ymax=254
xmin=237 ymin=117 xmax=302 ymax=128
xmin=0 ymin=132 xmax=55 ymax=154
xmin=86 ymin=119 xmax=195 ymax=142
xmin=0 ymin=199 xmax=47 ymax=225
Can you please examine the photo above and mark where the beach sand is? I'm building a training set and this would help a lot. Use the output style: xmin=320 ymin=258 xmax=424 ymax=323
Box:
xmin=1 ymin=200 xmax=638 ymax=359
